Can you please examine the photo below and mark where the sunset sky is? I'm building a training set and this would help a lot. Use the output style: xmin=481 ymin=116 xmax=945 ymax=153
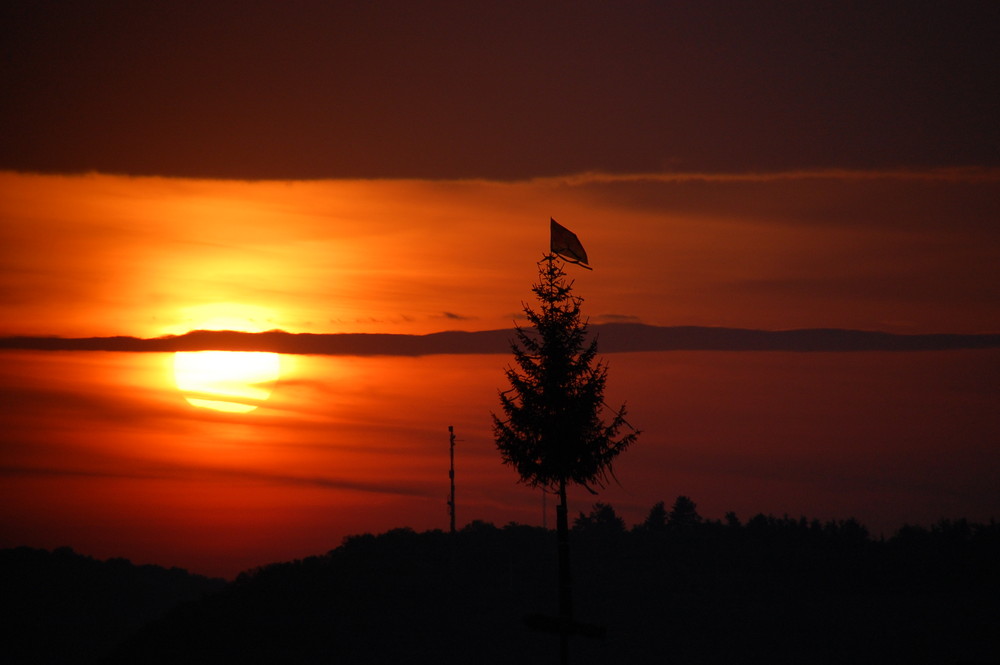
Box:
xmin=2 ymin=2 xmax=999 ymax=578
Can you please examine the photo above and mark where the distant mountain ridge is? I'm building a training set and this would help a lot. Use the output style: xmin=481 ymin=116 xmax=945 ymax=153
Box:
xmin=1 ymin=323 xmax=998 ymax=355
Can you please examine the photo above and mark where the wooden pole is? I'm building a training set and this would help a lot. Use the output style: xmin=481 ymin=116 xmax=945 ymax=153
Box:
xmin=556 ymin=478 xmax=572 ymax=665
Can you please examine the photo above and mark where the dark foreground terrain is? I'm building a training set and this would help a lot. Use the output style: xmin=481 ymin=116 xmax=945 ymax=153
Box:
xmin=5 ymin=504 xmax=999 ymax=664
xmin=0 ymin=546 xmax=225 ymax=665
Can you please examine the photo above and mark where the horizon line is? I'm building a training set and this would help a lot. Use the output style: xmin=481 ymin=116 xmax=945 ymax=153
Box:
xmin=2 ymin=323 xmax=998 ymax=356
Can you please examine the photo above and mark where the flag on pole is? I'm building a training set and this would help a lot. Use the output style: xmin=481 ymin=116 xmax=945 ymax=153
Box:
xmin=550 ymin=218 xmax=592 ymax=270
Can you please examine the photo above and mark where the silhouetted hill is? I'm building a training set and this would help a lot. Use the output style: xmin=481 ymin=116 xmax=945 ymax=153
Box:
xmin=2 ymin=324 xmax=999 ymax=355
xmin=101 ymin=510 xmax=1000 ymax=665
xmin=0 ymin=547 xmax=225 ymax=665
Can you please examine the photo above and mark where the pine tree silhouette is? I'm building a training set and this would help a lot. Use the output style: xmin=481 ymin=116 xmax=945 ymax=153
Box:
xmin=493 ymin=254 xmax=638 ymax=663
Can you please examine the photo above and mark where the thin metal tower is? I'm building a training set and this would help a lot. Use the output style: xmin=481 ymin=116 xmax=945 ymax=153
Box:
xmin=448 ymin=425 xmax=456 ymax=534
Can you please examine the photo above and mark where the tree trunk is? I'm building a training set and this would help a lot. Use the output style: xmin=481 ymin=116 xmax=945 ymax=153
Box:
xmin=557 ymin=478 xmax=572 ymax=665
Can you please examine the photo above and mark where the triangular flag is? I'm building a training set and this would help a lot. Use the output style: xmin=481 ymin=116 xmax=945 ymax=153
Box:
xmin=550 ymin=218 xmax=592 ymax=269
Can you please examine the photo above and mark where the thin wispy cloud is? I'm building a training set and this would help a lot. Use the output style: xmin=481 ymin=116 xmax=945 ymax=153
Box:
xmin=0 ymin=462 xmax=438 ymax=500
xmin=438 ymin=311 xmax=473 ymax=321
xmin=545 ymin=167 xmax=1000 ymax=187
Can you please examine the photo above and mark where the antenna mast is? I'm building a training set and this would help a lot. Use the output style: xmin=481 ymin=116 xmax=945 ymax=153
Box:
xmin=448 ymin=425 xmax=456 ymax=534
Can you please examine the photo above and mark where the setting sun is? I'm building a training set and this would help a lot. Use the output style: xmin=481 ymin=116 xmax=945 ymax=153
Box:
xmin=164 ymin=303 xmax=283 ymax=412
xmin=173 ymin=351 xmax=281 ymax=413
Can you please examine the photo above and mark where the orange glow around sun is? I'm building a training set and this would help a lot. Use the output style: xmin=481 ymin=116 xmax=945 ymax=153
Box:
xmin=168 ymin=303 xmax=282 ymax=413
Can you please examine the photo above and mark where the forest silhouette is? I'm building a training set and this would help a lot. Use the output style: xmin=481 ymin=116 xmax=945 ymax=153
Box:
xmin=4 ymin=498 xmax=999 ymax=665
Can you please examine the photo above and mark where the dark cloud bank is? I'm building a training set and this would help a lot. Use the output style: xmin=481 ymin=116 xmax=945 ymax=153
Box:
xmin=3 ymin=1 xmax=998 ymax=179
xmin=2 ymin=324 xmax=998 ymax=356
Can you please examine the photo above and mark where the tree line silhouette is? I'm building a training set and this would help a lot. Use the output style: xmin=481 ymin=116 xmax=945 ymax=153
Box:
xmin=1 ymin=546 xmax=224 ymax=665
xmin=6 ymin=497 xmax=995 ymax=665
xmin=119 ymin=500 xmax=998 ymax=664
